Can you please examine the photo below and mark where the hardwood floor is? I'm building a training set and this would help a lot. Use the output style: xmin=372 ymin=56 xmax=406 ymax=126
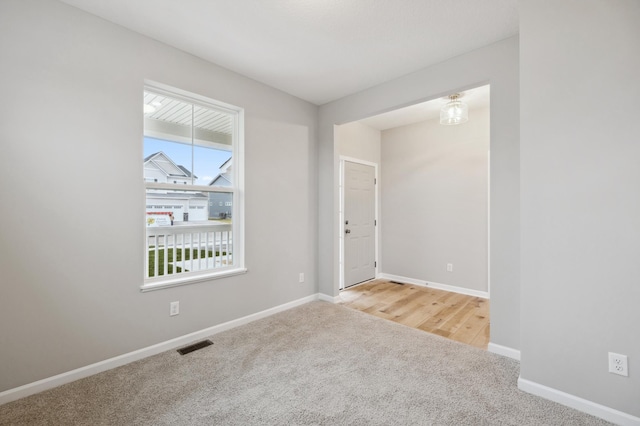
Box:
xmin=338 ymin=279 xmax=490 ymax=349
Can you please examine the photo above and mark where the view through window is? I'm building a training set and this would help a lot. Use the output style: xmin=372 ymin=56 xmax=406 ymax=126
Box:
xmin=142 ymin=85 xmax=244 ymax=289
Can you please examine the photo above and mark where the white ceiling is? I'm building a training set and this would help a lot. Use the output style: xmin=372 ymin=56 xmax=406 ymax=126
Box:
xmin=59 ymin=0 xmax=518 ymax=106
xmin=360 ymin=84 xmax=490 ymax=130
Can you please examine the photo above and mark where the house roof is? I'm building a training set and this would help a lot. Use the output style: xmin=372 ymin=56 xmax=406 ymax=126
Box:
xmin=143 ymin=152 xmax=158 ymax=162
xmin=219 ymin=157 xmax=232 ymax=170
xmin=208 ymin=173 xmax=232 ymax=187
xmin=177 ymin=165 xmax=197 ymax=179
xmin=144 ymin=151 xmax=197 ymax=179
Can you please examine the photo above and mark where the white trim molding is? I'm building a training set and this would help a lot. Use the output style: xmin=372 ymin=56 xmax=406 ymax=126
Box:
xmin=318 ymin=293 xmax=341 ymax=303
xmin=518 ymin=377 xmax=640 ymax=426
xmin=378 ymin=273 xmax=489 ymax=299
xmin=487 ymin=342 xmax=521 ymax=360
xmin=0 ymin=294 xmax=321 ymax=406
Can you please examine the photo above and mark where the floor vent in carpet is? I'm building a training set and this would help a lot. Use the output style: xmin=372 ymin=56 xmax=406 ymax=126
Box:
xmin=177 ymin=340 xmax=213 ymax=355
xmin=389 ymin=281 xmax=405 ymax=285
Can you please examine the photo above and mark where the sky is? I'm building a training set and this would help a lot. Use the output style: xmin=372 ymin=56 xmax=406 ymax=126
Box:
xmin=144 ymin=137 xmax=231 ymax=185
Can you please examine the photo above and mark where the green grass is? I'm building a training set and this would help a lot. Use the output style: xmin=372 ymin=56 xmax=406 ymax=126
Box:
xmin=209 ymin=218 xmax=232 ymax=224
xmin=148 ymin=247 xmax=228 ymax=277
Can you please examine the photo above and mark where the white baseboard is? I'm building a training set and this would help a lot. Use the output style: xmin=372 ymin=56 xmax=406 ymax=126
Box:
xmin=518 ymin=377 xmax=640 ymax=426
xmin=378 ymin=273 xmax=489 ymax=299
xmin=318 ymin=293 xmax=341 ymax=303
xmin=488 ymin=342 xmax=521 ymax=360
xmin=377 ymin=273 xmax=425 ymax=287
xmin=0 ymin=293 xmax=320 ymax=406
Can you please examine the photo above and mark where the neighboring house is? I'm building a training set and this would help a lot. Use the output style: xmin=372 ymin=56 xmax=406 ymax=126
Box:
xmin=208 ymin=157 xmax=233 ymax=219
xmin=145 ymin=192 xmax=209 ymax=222
xmin=144 ymin=151 xmax=208 ymax=222
xmin=144 ymin=151 xmax=195 ymax=185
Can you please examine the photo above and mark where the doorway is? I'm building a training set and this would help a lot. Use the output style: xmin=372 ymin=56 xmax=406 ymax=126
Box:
xmin=339 ymin=158 xmax=378 ymax=290
xmin=335 ymin=84 xmax=491 ymax=348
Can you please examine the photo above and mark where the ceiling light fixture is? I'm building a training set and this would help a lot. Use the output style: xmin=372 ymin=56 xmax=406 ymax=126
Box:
xmin=143 ymin=104 xmax=156 ymax=114
xmin=440 ymin=93 xmax=468 ymax=125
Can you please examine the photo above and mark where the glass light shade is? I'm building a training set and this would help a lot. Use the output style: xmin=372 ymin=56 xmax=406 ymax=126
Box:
xmin=440 ymin=99 xmax=468 ymax=125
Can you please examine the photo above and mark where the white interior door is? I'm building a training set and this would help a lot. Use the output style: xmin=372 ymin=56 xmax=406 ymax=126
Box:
xmin=344 ymin=161 xmax=376 ymax=288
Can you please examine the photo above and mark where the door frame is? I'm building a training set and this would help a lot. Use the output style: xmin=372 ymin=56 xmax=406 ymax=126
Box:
xmin=339 ymin=156 xmax=379 ymax=290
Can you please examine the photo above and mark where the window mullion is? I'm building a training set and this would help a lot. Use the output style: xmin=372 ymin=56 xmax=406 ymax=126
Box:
xmin=191 ymin=103 xmax=195 ymax=186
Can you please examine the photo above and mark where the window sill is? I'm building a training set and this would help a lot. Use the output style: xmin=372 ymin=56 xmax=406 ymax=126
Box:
xmin=140 ymin=267 xmax=248 ymax=292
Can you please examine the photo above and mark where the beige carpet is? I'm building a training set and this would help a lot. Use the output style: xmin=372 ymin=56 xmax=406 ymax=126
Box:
xmin=0 ymin=301 xmax=610 ymax=425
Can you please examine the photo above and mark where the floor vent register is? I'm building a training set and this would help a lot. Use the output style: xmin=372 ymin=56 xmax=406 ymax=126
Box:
xmin=177 ymin=340 xmax=213 ymax=355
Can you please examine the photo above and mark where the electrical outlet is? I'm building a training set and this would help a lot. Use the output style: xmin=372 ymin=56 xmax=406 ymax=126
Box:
xmin=608 ymin=352 xmax=628 ymax=377
xmin=170 ymin=301 xmax=179 ymax=316
xmin=446 ymin=263 xmax=453 ymax=272
xmin=299 ymin=272 xmax=305 ymax=283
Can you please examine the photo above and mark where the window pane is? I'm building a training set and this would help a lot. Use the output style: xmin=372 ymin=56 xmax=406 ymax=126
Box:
xmin=193 ymin=104 xmax=233 ymax=186
xmin=145 ymin=190 xmax=234 ymax=278
xmin=144 ymin=91 xmax=234 ymax=187
xmin=144 ymin=92 xmax=194 ymax=185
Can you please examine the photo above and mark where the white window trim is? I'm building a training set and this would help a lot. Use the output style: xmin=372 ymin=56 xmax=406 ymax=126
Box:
xmin=140 ymin=81 xmax=246 ymax=292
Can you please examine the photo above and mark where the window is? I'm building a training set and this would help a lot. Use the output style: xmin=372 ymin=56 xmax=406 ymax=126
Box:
xmin=142 ymin=82 xmax=244 ymax=291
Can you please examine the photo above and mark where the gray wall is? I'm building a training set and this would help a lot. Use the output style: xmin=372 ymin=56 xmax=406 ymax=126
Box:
xmin=520 ymin=0 xmax=640 ymax=416
xmin=335 ymin=121 xmax=381 ymax=165
xmin=0 ymin=0 xmax=317 ymax=392
xmin=319 ymin=36 xmax=520 ymax=351
xmin=381 ymin=108 xmax=489 ymax=292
